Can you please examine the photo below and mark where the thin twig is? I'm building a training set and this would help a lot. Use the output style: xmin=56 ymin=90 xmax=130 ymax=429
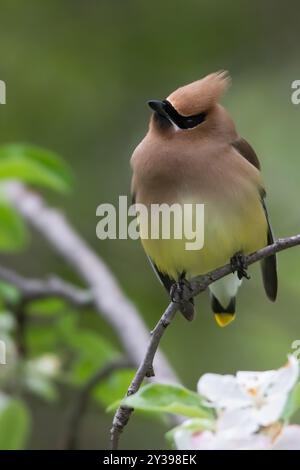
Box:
xmin=111 ymin=302 xmax=178 ymax=450
xmin=110 ymin=234 xmax=300 ymax=449
xmin=0 ymin=265 xmax=93 ymax=307
xmin=61 ymin=358 xmax=132 ymax=450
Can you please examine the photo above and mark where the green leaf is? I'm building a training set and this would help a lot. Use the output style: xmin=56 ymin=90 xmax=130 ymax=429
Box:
xmin=282 ymin=381 xmax=300 ymax=420
xmin=56 ymin=315 xmax=118 ymax=385
xmin=0 ymin=201 xmax=28 ymax=251
xmin=26 ymin=323 xmax=59 ymax=355
xmin=123 ymin=383 xmax=214 ymax=419
xmin=0 ymin=282 xmax=21 ymax=306
xmin=94 ymin=368 xmax=135 ymax=407
xmin=68 ymin=331 xmax=118 ymax=385
xmin=0 ymin=396 xmax=31 ymax=449
xmin=27 ymin=297 xmax=68 ymax=317
xmin=0 ymin=144 xmax=73 ymax=192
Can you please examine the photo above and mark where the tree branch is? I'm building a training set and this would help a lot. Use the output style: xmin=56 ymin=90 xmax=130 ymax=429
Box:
xmin=0 ymin=265 xmax=93 ymax=307
xmin=111 ymin=301 xmax=178 ymax=450
xmin=110 ymin=233 xmax=300 ymax=449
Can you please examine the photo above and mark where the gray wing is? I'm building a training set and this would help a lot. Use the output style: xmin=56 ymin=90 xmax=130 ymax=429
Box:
xmin=232 ymin=137 xmax=278 ymax=301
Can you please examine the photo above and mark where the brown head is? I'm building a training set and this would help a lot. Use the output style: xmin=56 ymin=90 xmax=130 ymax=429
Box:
xmin=147 ymin=71 xmax=234 ymax=137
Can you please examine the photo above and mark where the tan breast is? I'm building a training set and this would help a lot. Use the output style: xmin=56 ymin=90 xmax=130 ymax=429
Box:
xmin=131 ymin=124 xmax=267 ymax=278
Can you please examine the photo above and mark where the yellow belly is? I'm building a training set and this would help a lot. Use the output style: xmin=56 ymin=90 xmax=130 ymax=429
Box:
xmin=140 ymin=197 xmax=267 ymax=280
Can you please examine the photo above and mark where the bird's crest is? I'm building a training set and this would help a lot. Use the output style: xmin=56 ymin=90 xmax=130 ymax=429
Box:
xmin=167 ymin=71 xmax=231 ymax=117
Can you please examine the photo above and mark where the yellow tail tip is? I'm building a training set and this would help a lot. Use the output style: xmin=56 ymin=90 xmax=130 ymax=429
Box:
xmin=214 ymin=313 xmax=235 ymax=328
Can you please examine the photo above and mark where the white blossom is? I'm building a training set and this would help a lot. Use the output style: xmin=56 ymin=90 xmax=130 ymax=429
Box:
xmin=174 ymin=412 xmax=269 ymax=450
xmin=29 ymin=354 xmax=61 ymax=377
xmin=174 ymin=423 xmax=300 ymax=450
xmin=197 ymin=355 xmax=299 ymax=427
xmin=173 ymin=356 xmax=300 ymax=450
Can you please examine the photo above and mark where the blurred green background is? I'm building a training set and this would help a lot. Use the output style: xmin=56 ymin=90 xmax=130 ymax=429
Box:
xmin=0 ymin=0 xmax=300 ymax=449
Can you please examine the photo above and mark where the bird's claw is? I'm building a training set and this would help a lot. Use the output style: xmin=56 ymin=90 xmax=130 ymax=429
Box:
xmin=170 ymin=274 xmax=195 ymax=321
xmin=170 ymin=277 xmax=193 ymax=303
xmin=230 ymin=252 xmax=250 ymax=280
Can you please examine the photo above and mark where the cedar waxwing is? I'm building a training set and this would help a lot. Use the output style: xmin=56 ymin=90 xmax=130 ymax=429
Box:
xmin=130 ymin=71 xmax=277 ymax=326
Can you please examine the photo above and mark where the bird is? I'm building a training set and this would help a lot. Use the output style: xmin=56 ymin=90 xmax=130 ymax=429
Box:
xmin=130 ymin=71 xmax=277 ymax=327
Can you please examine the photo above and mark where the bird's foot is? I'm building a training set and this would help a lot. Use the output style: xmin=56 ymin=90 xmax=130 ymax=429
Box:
xmin=230 ymin=252 xmax=250 ymax=280
xmin=170 ymin=274 xmax=194 ymax=321
xmin=170 ymin=275 xmax=193 ymax=303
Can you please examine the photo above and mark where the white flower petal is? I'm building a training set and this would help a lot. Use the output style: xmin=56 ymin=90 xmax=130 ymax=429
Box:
xmin=174 ymin=428 xmax=197 ymax=450
xmin=30 ymin=354 xmax=61 ymax=377
xmin=272 ymin=425 xmax=300 ymax=450
xmin=212 ymin=434 xmax=270 ymax=450
xmin=254 ymin=394 xmax=288 ymax=426
xmin=174 ymin=427 xmax=270 ymax=450
xmin=191 ymin=431 xmax=216 ymax=450
xmin=237 ymin=356 xmax=299 ymax=400
xmin=236 ymin=370 xmax=276 ymax=400
xmin=197 ymin=373 xmax=249 ymax=408
xmin=174 ymin=429 xmax=217 ymax=450
xmin=264 ymin=355 xmax=299 ymax=396
xmin=218 ymin=408 xmax=259 ymax=436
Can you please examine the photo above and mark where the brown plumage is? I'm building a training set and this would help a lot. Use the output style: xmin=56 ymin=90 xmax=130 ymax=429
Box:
xmin=130 ymin=71 xmax=277 ymax=326
xmin=167 ymin=71 xmax=231 ymax=117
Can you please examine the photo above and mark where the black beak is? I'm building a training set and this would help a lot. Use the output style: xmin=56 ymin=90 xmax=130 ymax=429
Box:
xmin=148 ymin=99 xmax=207 ymax=129
xmin=147 ymin=100 xmax=170 ymax=119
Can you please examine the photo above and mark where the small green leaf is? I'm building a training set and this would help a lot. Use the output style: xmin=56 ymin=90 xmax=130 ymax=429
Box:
xmin=0 ymin=201 xmax=28 ymax=251
xmin=57 ymin=315 xmax=118 ymax=385
xmin=0 ymin=396 xmax=31 ymax=449
xmin=95 ymin=368 xmax=135 ymax=407
xmin=68 ymin=334 xmax=118 ymax=385
xmin=0 ymin=282 xmax=21 ymax=305
xmin=0 ymin=144 xmax=73 ymax=192
xmin=123 ymin=383 xmax=214 ymax=419
xmin=106 ymin=399 xmax=122 ymax=413
xmin=27 ymin=297 xmax=68 ymax=316
xmin=26 ymin=323 xmax=59 ymax=355
xmin=282 ymin=381 xmax=300 ymax=420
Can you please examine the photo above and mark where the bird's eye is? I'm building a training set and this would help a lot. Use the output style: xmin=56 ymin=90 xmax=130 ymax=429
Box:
xmin=180 ymin=112 xmax=207 ymax=129
xmin=163 ymin=100 xmax=206 ymax=129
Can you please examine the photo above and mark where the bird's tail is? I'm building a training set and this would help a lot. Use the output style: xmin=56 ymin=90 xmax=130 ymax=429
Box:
xmin=209 ymin=273 xmax=242 ymax=327
xmin=211 ymin=294 xmax=236 ymax=327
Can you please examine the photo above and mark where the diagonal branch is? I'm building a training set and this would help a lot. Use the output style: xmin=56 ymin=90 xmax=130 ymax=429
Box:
xmin=111 ymin=301 xmax=178 ymax=450
xmin=110 ymin=233 xmax=300 ymax=449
